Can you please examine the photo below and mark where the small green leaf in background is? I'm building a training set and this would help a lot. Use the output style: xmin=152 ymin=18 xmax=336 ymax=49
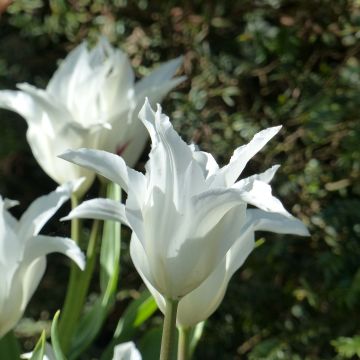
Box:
xmin=138 ymin=327 xmax=162 ymax=360
xmin=101 ymin=290 xmax=158 ymax=360
xmin=0 ymin=330 xmax=21 ymax=360
xmin=332 ymin=336 xmax=360 ymax=358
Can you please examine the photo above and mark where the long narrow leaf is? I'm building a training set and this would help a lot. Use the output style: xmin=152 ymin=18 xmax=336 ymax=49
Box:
xmin=51 ymin=311 xmax=66 ymax=360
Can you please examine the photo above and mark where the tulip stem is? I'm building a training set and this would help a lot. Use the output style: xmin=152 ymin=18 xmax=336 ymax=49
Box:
xmin=0 ymin=330 xmax=21 ymax=359
xmin=59 ymin=194 xmax=83 ymax=353
xmin=70 ymin=195 xmax=81 ymax=243
xmin=160 ymin=298 xmax=179 ymax=360
xmin=178 ymin=326 xmax=191 ymax=360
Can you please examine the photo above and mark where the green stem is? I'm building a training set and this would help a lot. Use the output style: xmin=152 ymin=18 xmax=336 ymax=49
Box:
xmin=70 ymin=195 xmax=81 ymax=243
xmin=0 ymin=330 xmax=21 ymax=359
xmin=160 ymin=298 xmax=179 ymax=360
xmin=59 ymin=194 xmax=83 ymax=353
xmin=178 ymin=326 xmax=191 ymax=360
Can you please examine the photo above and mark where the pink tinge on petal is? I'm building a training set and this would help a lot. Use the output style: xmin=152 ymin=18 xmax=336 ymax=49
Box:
xmin=116 ymin=141 xmax=130 ymax=156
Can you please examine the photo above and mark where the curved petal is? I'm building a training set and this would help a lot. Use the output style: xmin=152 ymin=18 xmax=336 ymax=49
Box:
xmin=46 ymin=41 xmax=91 ymax=104
xmin=0 ymin=90 xmax=41 ymax=122
xmin=134 ymin=57 xmax=184 ymax=96
xmin=62 ymin=198 xmax=128 ymax=226
xmin=17 ymin=181 xmax=77 ymax=239
xmin=24 ymin=235 xmax=85 ymax=271
xmin=139 ymin=100 xmax=205 ymax=206
xmin=247 ymin=209 xmax=310 ymax=236
xmin=17 ymin=83 xmax=75 ymax=133
xmin=0 ymin=258 xmax=46 ymax=338
xmin=237 ymin=180 xmax=291 ymax=217
xmin=0 ymin=198 xmax=21 ymax=270
xmin=211 ymin=126 xmax=282 ymax=187
xmin=192 ymin=188 xmax=246 ymax=237
xmin=234 ymin=165 xmax=280 ymax=191
xmin=59 ymin=148 xmax=145 ymax=196
xmin=18 ymin=257 xmax=46 ymax=314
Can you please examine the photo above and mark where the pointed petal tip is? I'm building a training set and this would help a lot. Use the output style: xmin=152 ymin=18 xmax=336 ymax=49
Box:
xmin=72 ymin=248 xmax=86 ymax=271
xmin=298 ymin=225 xmax=311 ymax=237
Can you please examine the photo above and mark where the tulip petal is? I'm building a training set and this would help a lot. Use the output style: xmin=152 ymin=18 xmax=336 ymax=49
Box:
xmin=25 ymin=235 xmax=85 ymax=271
xmin=237 ymin=180 xmax=292 ymax=217
xmin=135 ymin=57 xmax=184 ymax=96
xmin=59 ymin=148 xmax=145 ymax=196
xmin=247 ymin=209 xmax=310 ymax=236
xmin=46 ymin=42 xmax=91 ymax=103
xmin=17 ymin=181 xmax=76 ymax=239
xmin=139 ymin=101 xmax=205 ymax=206
xmin=17 ymin=83 xmax=75 ymax=132
xmin=192 ymin=188 xmax=246 ymax=237
xmin=190 ymin=147 xmax=220 ymax=180
xmin=62 ymin=198 xmax=129 ymax=226
xmin=0 ymin=90 xmax=41 ymax=121
xmin=212 ymin=126 xmax=282 ymax=187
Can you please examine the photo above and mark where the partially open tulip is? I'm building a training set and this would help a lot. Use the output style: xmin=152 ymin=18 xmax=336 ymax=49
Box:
xmin=0 ymin=38 xmax=184 ymax=195
xmin=60 ymin=100 xmax=307 ymax=303
xmin=0 ymin=181 xmax=85 ymax=338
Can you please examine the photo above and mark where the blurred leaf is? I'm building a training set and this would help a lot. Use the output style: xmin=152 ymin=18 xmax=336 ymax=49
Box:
xmin=30 ymin=331 xmax=46 ymax=360
xmin=51 ymin=311 xmax=65 ymax=360
xmin=101 ymin=291 xmax=158 ymax=360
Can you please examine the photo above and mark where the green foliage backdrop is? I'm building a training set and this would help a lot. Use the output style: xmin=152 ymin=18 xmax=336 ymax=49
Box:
xmin=0 ymin=0 xmax=359 ymax=358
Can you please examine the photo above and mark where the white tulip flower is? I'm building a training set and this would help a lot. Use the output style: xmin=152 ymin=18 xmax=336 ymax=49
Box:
xmin=0 ymin=38 xmax=184 ymax=195
xmin=0 ymin=181 xmax=85 ymax=338
xmin=59 ymin=100 xmax=307 ymax=303
xmin=112 ymin=342 xmax=142 ymax=360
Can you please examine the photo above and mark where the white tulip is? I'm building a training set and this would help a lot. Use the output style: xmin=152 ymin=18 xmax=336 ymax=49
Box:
xmin=59 ymin=100 xmax=306 ymax=302
xmin=112 ymin=342 xmax=142 ymax=360
xmin=0 ymin=38 xmax=184 ymax=194
xmin=0 ymin=181 xmax=85 ymax=338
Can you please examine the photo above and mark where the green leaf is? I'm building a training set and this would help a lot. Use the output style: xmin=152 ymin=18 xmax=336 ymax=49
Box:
xmin=138 ymin=327 xmax=162 ymax=360
xmin=332 ymin=336 xmax=360 ymax=358
xmin=0 ymin=330 xmax=21 ymax=359
xmin=30 ymin=331 xmax=46 ymax=360
xmin=51 ymin=311 xmax=66 ymax=360
xmin=101 ymin=290 xmax=158 ymax=360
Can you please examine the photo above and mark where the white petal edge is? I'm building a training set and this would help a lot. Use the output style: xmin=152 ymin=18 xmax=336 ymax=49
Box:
xmin=62 ymin=198 xmax=129 ymax=226
xmin=247 ymin=209 xmax=310 ymax=236
xmin=59 ymin=148 xmax=145 ymax=195
xmin=17 ymin=180 xmax=82 ymax=239
xmin=25 ymin=235 xmax=85 ymax=271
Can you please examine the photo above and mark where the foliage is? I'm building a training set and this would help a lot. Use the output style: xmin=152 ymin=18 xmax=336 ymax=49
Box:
xmin=0 ymin=0 xmax=359 ymax=359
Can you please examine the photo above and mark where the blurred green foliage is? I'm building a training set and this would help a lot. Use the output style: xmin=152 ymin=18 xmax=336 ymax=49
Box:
xmin=0 ymin=0 xmax=360 ymax=359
